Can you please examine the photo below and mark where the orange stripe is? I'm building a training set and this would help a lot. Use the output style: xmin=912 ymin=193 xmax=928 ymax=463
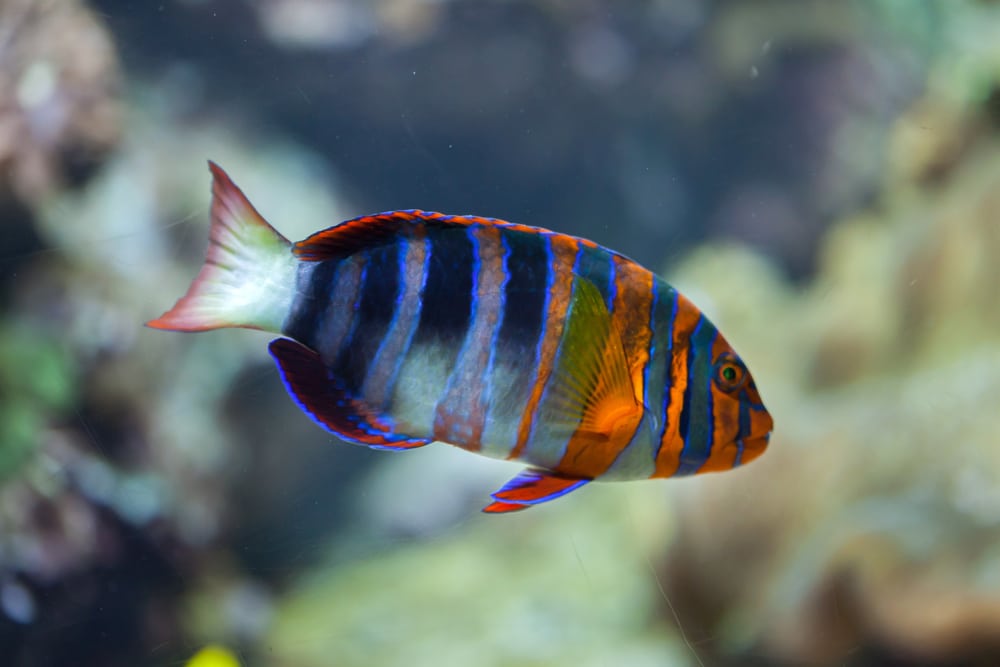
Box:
xmin=699 ymin=335 xmax=741 ymax=473
xmin=316 ymin=254 xmax=366 ymax=364
xmin=466 ymin=225 xmax=506 ymax=449
xmin=748 ymin=407 xmax=773 ymax=442
xmin=610 ymin=256 xmax=654 ymax=403
xmin=555 ymin=258 xmax=654 ymax=478
xmin=509 ymin=236 xmax=578 ymax=460
xmin=653 ymin=293 xmax=702 ymax=477
xmin=432 ymin=225 xmax=506 ymax=450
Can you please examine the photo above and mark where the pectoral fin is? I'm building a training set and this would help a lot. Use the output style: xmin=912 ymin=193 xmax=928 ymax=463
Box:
xmin=482 ymin=468 xmax=590 ymax=513
xmin=544 ymin=277 xmax=643 ymax=445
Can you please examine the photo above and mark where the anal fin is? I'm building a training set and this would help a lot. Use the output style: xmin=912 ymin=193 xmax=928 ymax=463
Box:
xmin=482 ymin=468 xmax=590 ymax=513
xmin=481 ymin=500 xmax=532 ymax=514
xmin=269 ymin=338 xmax=430 ymax=450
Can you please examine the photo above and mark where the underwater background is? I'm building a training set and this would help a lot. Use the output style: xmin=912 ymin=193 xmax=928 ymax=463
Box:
xmin=2 ymin=1 xmax=1000 ymax=665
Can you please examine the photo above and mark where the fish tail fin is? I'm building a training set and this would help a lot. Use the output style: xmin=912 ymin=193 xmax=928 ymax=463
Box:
xmin=147 ymin=162 xmax=299 ymax=333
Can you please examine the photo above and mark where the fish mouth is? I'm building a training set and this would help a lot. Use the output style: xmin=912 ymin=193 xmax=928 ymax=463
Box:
xmin=737 ymin=432 xmax=771 ymax=466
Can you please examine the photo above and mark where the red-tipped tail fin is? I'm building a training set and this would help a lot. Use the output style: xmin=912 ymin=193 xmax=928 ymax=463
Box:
xmin=147 ymin=162 xmax=298 ymax=333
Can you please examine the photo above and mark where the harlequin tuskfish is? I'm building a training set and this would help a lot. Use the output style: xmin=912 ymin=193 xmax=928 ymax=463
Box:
xmin=148 ymin=163 xmax=773 ymax=513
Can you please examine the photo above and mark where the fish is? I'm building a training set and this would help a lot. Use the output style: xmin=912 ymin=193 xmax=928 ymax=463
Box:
xmin=148 ymin=163 xmax=773 ymax=513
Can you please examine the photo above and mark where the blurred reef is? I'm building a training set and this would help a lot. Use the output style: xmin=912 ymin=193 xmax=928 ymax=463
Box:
xmin=2 ymin=1 xmax=1000 ymax=666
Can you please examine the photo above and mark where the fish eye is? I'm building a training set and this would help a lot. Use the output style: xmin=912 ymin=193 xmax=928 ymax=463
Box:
xmin=713 ymin=353 xmax=747 ymax=393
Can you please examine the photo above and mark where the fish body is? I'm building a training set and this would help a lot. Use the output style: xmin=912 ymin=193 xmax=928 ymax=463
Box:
xmin=149 ymin=163 xmax=772 ymax=513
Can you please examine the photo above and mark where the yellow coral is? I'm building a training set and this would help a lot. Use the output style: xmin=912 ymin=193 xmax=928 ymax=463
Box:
xmin=186 ymin=645 xmax=241 ymax=667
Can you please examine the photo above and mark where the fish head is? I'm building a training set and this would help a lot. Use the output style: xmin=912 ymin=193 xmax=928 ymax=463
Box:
xmin=657 ymin=307 xmax=775 ymax=478
xmin=696 ymin=328 xmax=773 ymax=472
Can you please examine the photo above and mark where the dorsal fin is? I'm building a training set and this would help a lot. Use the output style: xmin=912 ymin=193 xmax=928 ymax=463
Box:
xmin=293 ymin=210 xmax=556 ymax=261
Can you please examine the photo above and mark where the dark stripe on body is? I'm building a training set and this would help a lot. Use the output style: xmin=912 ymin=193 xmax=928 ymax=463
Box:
xmin=643 ymin=288 xmax=661 ymax=410
xmin=411 ymin=228 xmax=474 ymax=350
xmin=403 ymin=226 xmax=474 ymax=432
xmin=734 ymin=398 xmax=750 ymax=467
xmin=307 ymin=255 xmax=368 ymax=367
xmin=483 ymin=230 xmax=550 ymax=454
xmin=363 ymin=233 xmax=430 ymax=410
xmin=508 ymin=233 xmax=558 ymax=460
xmin=376 ymin=227 xmax=474 ymax=438
xmin=333 ymin=244 xmax=400 ymax=394
xmin=674 ymin=316 xmax=718 ymax=476
xmin=497 ymin=231 xmax=549 ymax=342
xmin=284 ymin=259 xmax=338 ymax=346
xmin=516 ymin=236 xmax=579 ymax=463
xmin=574 ymin=245 xmax=615 ymax=310
xmin=651 ymin=287 xmax=680 ymax=462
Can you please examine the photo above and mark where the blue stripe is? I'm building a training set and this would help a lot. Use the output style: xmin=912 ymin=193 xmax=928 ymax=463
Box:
xmin=571 ymin=246 xmax=584 ymax=286
xmin=339 ymin=243 xmax=401 ymax=395
xmin=703 ymin=342 xmax=716 ymax=462
xmin=674 ymin=317 xmax=718 ymax=476
xmin=674 ymin=318 xmax=699 ymax=475
xmin=365 ymin=239 xmax=410 ymax=375
xmin=283 ymin=260 xmax=336 ymax=346
xmin=642 ymin=285 xmax=659 ymax=411
xmin=652 ymin=289 xmax=679 ymax=462
xmin=604 ymin=276 xmax=662 ymax=478
xmin=381 ymin=236 xmax=431 ymax=402
xmin=606 ymin=253 xmax=618 ymax=311
xmin=734 ymin=399 xmax=750 ymax=467
xmin=525 ymin=240 xmax=585 ymax=468
xmin=395 ymin=239 xmax=409 ymax=308
xmin=481 ymin=233 xmax=511 ymax=408
xmin=523 ymin=234 xmax=556 ymax=451
xmin=336 ymin=257 xmax=369 ymax=364
xmin=665 ymin=290 xmax=678 ymax=352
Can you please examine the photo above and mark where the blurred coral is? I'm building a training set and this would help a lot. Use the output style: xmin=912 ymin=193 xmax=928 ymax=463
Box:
xmin=3 ymin=1 xmax=1000 ymax=666
xmin=0 ymin=0 xmax=121 ymax=206
xmin=88 ymin=0 xmax=937 ymax=277
xmin=654 ymin=85 xmax=1000 ymax=666
xmin=0 ymin=91 xmax=347 ymax=662
xmin=265 ymin=469 xmax=683 ymax=667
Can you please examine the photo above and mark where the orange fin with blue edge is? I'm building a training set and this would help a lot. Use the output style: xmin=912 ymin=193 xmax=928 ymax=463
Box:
xmin=481 ymin=500 xmax=532 ymax=514
xmin=268 ymin=338 xmax=430 ymax=450
xmin=482 ymin=468 xmax=590 ymax=513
